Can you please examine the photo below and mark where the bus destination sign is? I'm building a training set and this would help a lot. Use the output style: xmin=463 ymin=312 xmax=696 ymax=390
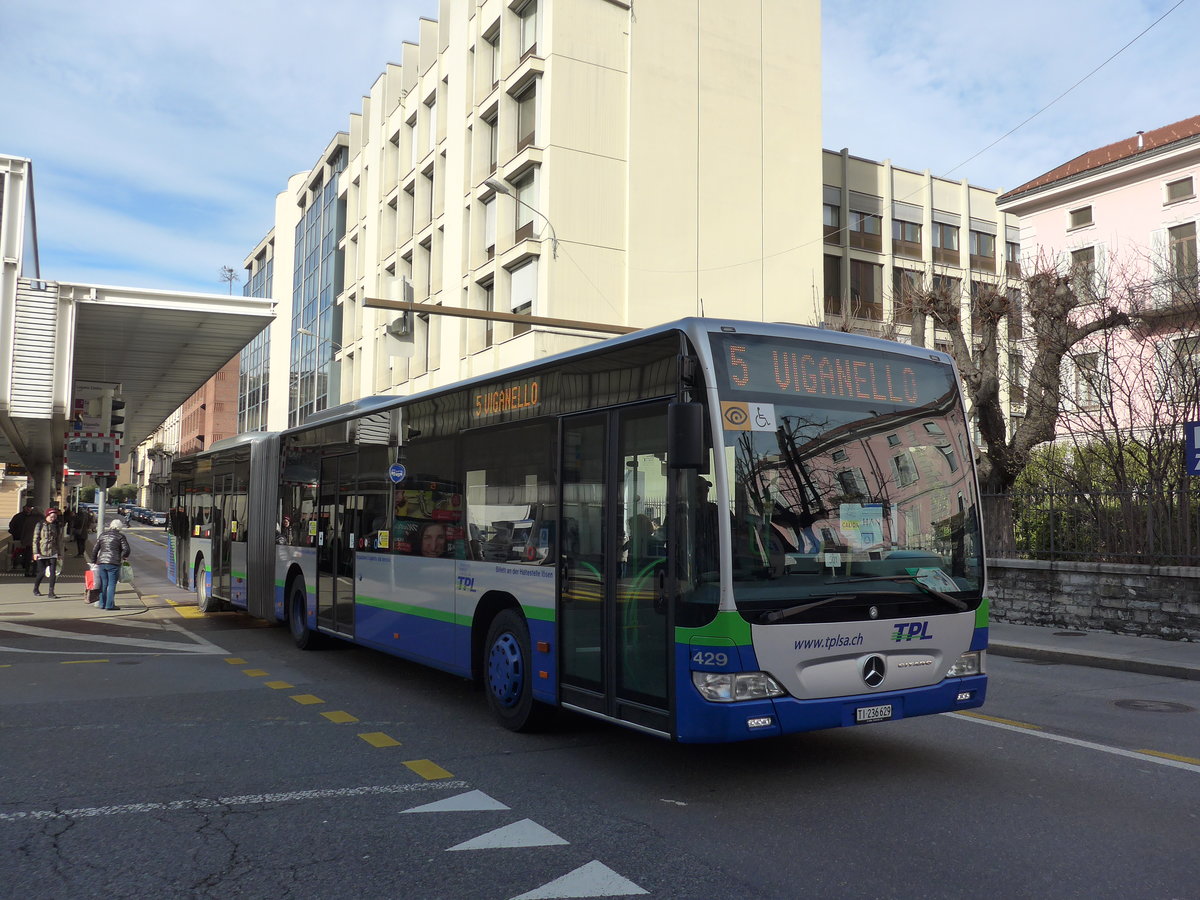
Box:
xmin=714 ymin=336 xmax=951 ymax=408
xmin=473 ymin=378 xmax=541 ymax=419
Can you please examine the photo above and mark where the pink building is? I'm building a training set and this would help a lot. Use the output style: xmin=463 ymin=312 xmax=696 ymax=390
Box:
xmin=998 ymin=115 xmax=1200 ymax=437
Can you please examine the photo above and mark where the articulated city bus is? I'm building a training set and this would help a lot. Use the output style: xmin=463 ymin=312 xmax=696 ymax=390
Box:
xmin=167 ymin=318 xmax=987 ymax=742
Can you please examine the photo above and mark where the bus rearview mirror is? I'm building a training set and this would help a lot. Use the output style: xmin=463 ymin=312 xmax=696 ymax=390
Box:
xmin=668 ymin=401 xmax=704 ymax=469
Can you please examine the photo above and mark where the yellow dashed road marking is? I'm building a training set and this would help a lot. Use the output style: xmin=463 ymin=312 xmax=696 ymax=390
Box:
xmin=321 ymin=710 xmax=359 ymax=723
xmin=62 ymin=659 xmax=109 ymax=665
xmin=265 ymin=681 xmax=293 ymax=689
xmin=290 ymin=694 xmax=324 ymax=705
xmin=955 ymin=710 xmax=1042 ymax=730
xmin=224 ymin=658 xmax=247 ymax=665
xmin=358 ymin=732 xmax=402 ymax=748
xmin=404 ymin=759 xmax=453 ymax=780
xmin=242 ymin=669 xmax=269 ymax=677
xmin=1138 ymin=748 xmax=1200 ymax=765
xmin=173 ymin=606 xmax=206 ymax=619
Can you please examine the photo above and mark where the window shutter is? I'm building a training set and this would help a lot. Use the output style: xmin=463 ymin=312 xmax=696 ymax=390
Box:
xmin=1150 ymin=229 xmax=1168 ymax=308
xmin=510 ymin=258 xmax=538 ymax=311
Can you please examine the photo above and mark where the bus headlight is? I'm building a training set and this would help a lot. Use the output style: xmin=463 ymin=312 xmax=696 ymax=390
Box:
xmin=946 ymin=651 xmax=982 ymax=677
xmin=692 ymin=671 xmax=786 ymax=702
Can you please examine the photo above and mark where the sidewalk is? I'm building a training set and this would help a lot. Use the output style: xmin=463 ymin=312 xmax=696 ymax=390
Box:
xmin=1 ymin=545 xmax=1195 ymax=681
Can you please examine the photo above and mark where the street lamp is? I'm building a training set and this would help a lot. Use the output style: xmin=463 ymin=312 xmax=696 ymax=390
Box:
xmin=485 ymin=177 xmax=558 ymax=258
xmin=296 ymin=327 xmax=342 ymax=350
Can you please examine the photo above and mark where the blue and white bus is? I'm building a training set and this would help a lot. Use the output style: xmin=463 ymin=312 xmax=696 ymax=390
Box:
xmin=167 ymin=318 xmax=987 ymax=742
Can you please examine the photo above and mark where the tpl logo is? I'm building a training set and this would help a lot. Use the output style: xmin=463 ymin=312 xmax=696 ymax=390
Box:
xmin=891 ymin=621 xmax=933 ymax=642
xmin=456 ymin=576 xmax=477 ymax=593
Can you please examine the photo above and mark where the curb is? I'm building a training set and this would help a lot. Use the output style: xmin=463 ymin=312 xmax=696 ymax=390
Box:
xmin=989 ymin=642 xmax=1200 ymax=682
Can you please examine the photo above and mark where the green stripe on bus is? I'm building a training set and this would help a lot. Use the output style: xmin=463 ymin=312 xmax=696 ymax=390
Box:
xmin=524 ymin=605 xmax=555 ymax=622
xmin=976 ymin=597 xmax=989 ymax=629
xmin=676 ymin=610 xmax=752 ymax=646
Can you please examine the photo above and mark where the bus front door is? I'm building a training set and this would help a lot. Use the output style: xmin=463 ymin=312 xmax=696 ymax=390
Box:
xmin=317 ymin=454 xmax=356 ymax=638
xmin=559 ymin=403 xmax=672 ymax=735
xmin=212 ymin=474 xmax=232 ymax=601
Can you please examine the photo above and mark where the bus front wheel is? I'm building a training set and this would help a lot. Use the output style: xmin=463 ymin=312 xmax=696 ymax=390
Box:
xmin=288 ymin=580 xmax=321 ymax=650
xmin=484 ymin=609 xmax=549 ymax=732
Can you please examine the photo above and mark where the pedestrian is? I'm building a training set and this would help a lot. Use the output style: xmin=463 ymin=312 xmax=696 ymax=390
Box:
xmin=90 ymin=518 xmax=131 ymax=612
xmin=17 ymin=505 xmax=39 ymax=576
xmin=70 ymin=505 xmax=91 ymax=557
xmin=31 ymin=507 xmax=66 ymax=598
xmin=8 ymin=502 xmax=32 ymax=574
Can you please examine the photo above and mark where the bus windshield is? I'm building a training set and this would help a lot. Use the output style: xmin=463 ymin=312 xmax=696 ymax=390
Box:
xmin=709 ymin=333 xmax=983 ymax=622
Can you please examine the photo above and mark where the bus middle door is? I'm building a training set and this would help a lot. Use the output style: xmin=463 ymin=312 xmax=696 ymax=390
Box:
xmin=317 ymin=454 xmax=356 ymax=638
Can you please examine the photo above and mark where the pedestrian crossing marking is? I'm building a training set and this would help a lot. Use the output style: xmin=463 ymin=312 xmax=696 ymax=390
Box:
xmin=510 ymin=860 xmax=649 ymax=898
xmin=446 ymin=818 xmax=568 ymax=851
xmin=224 ymin=657 xmax=247 ymax=665
xmin=402 ymin=759 xmax=454 ymax=780
xmin=265 ymin=680 xmax=293 ymax=689
xmin=242 ymin=668 xmax=269 ymax=677
xmin=321 ymin=710 xmax=358 ymax=723
xmin=358 ymin=731 xmax=402 ymax=748
xmin=290 ymin=694 xmax=324 ymax=705
xmin=402 ymin=789 xmax=507 ymax=813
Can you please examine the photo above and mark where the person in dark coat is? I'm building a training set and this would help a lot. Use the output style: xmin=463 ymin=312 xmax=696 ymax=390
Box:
xmin=90 ymin=519 xmax=131 ymax=611
xmin=70 ymin=506 xmax=91 ymax=557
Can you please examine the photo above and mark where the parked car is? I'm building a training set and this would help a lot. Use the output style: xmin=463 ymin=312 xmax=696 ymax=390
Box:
xmin=149 ymin=511 xmax=167 ymax=526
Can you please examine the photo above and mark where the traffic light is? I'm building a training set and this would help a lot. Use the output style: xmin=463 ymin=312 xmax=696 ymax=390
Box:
xmin=110 ymin=396 xmax=126 ymax=437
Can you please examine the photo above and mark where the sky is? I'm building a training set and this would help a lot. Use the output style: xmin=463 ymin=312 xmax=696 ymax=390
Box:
xmin=1 ymin=0 xmax=1196 ymax=295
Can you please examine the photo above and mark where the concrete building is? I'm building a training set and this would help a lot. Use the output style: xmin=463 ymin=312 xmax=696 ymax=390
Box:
xmin=239 ymin=0 xmax=823 ymax=428
xmin=0 ymin=153 xmax=274 ymax=518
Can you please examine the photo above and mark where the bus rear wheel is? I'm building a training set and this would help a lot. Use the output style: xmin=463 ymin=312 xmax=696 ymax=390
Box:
xmin=484 ymin=609 xmax=549 ymax=732
xmin=288 ymin=580 xmax=322 ymax=650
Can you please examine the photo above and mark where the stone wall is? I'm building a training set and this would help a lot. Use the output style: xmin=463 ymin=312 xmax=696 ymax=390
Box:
xmin=988 ymin=558 xmax=1200 ymax=641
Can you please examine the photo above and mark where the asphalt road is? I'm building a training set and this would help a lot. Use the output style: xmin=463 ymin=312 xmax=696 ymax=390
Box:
xmin=1 ymin=529 xmax=1197 ymax=899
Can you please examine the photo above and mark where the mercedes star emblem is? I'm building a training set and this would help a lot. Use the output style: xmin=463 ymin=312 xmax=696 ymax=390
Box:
xmin=862 ymin=655 xmax=886 ymax=687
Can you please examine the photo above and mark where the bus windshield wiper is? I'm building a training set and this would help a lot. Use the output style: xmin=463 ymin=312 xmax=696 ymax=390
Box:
xmin=763 ymin=594 xmax=858 ymax=624
xmin=825 ymin=575 xmax=969 ymax=611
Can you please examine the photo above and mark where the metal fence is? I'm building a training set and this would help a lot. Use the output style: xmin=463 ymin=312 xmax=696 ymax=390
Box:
xmin=984 ymin=488 xmax=1200 ymax=566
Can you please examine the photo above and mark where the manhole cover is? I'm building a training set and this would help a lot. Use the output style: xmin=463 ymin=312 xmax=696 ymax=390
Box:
xmin=1053 ymin=631 xmax=1087 ymax=636
xmin=1113 ymin=699 xmax=1195 ymax=713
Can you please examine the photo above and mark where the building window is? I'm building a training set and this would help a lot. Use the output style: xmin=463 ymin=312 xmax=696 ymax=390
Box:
xmin=486 ymin=31 xmax=500 ymax=88
xmin=1169 ymin=221 xmax=1197 ymax=301
xmin=425 ymin=95 xmax=437 ymax=153
xmin=1071 ymin=246 xmax=1097 ymax=298
xmin=509 ymin=257 xmax=537 ymax=336
xmin=891 ymin=452 xmax=919 ymax=488
xmin=1165 ymin=176 xmax=1194 ymax=204
xmin=892 ymin=220 xmax=921 ymax=258
xmin=1009 ymin=351 xmax=1025 ymax=407
xmin=515 ymin=82 xmax=537 ymax=150
xmin=1074 ymin=352 xmax=1103 ymax=409
xmin=517 ymin=0 xmax=538 ymax=59
xmin=892 ymin=268 xmax=921 ymax=325
xmin=1068 ymin=205 xmax=1093 ymax=230
xmin=484 ymin=114 xmax=498 ymax=173
xmin=1007 ymin=288 xmax=1024 ymax=341
xmin=483 ymin=196 xmax=496 ymax=259
xmin=823 ymin=204 xmax=840 ymax=244
xmin=482 ymin=279 xmax=495 ymax=347
xmin=513 ymin=170 xmax=537 ymax=241
xmin=932 ymin=273 xmax=961 ymax=300
xmin=848 ymin=210 xmax=882 ymax=252
xmin=823 ymin=254 xmax=842 ymax=317
xmin=835 ymin=467 xmax=869 ymax=498
xmin=932 ymin=222 xmax=959 ymax=265
xmin=1006 ymin=240 xmax=1021 ymax=278
xmin=849 ymin=259 xmax=883 ymax=320
xmin=969 ymin=230 xmax=996 ymax=272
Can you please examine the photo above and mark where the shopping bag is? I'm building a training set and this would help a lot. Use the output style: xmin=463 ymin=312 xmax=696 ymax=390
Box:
xmin=118 ymin=561 xmax=133 ymax=583
xmin=84 ymin=567 xmax=97 ymax=591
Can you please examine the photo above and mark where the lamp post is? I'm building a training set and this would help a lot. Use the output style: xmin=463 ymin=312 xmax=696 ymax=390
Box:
xmin=485 ymin=177 xmax=558 ymax=258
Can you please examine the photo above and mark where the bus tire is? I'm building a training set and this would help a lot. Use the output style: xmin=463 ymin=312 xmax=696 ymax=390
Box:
xmin=195 ymin=558 xmax=222 ymax=613
xmin=287 ymin=579 xmax=322 ymax=650
xmin=484 ymin=609 xmax=549 ymax=732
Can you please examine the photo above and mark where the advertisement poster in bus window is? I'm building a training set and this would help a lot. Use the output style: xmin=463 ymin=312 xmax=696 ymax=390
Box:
xmin=392 ymin=483 xmax=463 ymax=557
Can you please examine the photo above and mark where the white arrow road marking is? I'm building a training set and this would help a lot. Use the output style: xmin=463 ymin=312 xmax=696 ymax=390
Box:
xmin=402 ymin=790 xmax=509 ymax=813
xmin=0 ymin=621 xmax=229 ymax=654
xmin=446 ymin=818 xmax=568 ymax=851
xmin=510 ymin=861 xmax=649 ymax=899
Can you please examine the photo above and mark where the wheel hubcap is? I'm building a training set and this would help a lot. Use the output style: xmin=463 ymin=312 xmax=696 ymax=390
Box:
xmin=488 ymin=632 xmax=523 ymax=708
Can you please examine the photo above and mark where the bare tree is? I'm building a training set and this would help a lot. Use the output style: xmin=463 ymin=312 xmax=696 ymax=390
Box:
xmin=898 ymin=253 xmax=1131 ymax=550
xmin=219 ymin=265 xmax=240 ymax=294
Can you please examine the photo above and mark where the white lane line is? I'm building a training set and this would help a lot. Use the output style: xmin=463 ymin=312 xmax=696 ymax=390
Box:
xmin=0 ymin=621 xmax=228 ymax=654
xmin=0 ymin=780 xmax=469 ymax=823
xmin=950 ymin=712 xmax=1200 ymax=775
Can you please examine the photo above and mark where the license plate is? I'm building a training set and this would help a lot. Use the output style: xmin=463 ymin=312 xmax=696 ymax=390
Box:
xmin=855 ymin=704 xmax=892 ymax=723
